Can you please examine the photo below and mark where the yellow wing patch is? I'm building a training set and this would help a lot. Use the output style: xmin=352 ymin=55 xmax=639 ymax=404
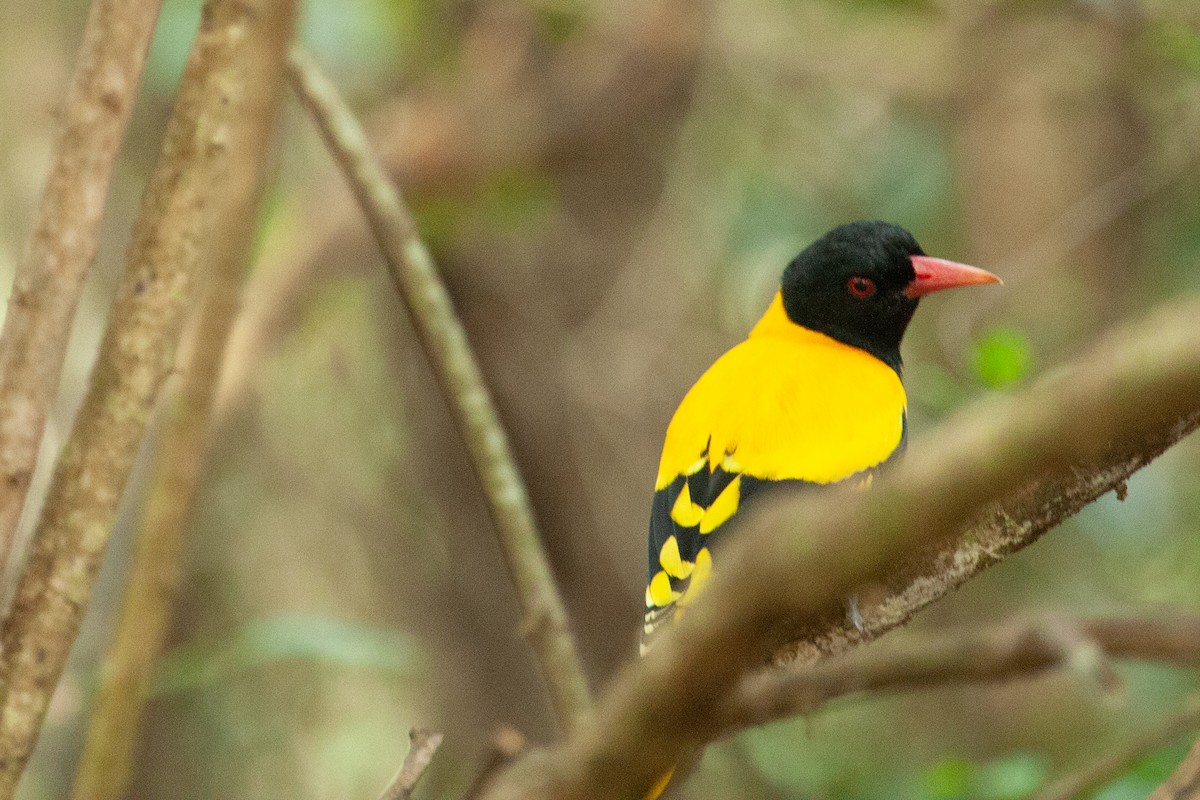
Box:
xmin=669 ymin=484 xmax=705 ymax=528
xmin=658 ymin=535 xmax=694 ymax=580
xmin=698 ymin=476 xmax=740 ymax=534
xmin=647 ymin=571 xmax=679 ymax=607
xmin=677 ymin=547 xmax=712 ymax=609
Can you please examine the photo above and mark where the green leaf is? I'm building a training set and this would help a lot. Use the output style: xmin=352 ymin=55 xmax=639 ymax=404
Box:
xmin=1131 ymin=737 xmax=1192 ymax=779
xmin=976 ymin=753 xmax=1049 ymax=800
xmin=1151 ymin=20 xmax=1200 ymax=75
xmin=1093 ymin=776 xmax=1167 ymax=800
xmin=971 ymin=327 xmax=1033 ymax=389
xmin=923 ymin=757 xmax=973 ymax=800
xmin=153 ymin=615 xmax=419 ymax=696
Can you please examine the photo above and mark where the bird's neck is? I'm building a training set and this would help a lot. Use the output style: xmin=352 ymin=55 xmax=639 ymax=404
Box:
xmin=750 ymin=292 xmax=904 ymax=376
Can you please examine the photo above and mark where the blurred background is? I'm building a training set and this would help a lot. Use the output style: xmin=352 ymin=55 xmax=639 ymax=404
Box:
xmin=2 ymin=0 xmax=1200 ymax=797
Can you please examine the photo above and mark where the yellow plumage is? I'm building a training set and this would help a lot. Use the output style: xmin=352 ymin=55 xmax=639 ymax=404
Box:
xmin=655 ymin=293 xmax=906 ymax=488
xmin=642 ymin=292 xmax=907 ymax=649
xmin=639 ymin=220 xmax=999 ymax=799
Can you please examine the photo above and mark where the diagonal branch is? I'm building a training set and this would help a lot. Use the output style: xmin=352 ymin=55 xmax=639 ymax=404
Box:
xmin=770 ymin=407 xmax=1200 ymax=669
xmin=0 ymin=0 xmax=284 ymax=795
xmin=480 ymin=295 xmax=1200 ymax=799
xmin=378 ymin=728 xmax=444 ymax=800
xmin=1033 ymin=703 xmax=1200 ymax=800
xmin=68 ymin=0 xmax=298 ymax=796
xmin=724 ymin=613 xmax=1200 ymax=732
xmin=285 ymin=46 xmax=592 ymax=732
xmin=0 ymin=0 xmax=164 ymax=582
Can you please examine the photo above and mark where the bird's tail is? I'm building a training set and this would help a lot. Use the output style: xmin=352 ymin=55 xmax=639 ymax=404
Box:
xmin=644 ymin=766 xmax=676 ymax=800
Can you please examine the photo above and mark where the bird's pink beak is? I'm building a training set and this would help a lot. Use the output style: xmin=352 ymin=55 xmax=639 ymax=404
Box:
xmin=906 ymin=255 xmax=1002 ymax=299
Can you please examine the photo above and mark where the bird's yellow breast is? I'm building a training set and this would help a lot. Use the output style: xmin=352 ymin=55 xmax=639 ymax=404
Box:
xmin=655 ymin=293 xmax=907 ymax=490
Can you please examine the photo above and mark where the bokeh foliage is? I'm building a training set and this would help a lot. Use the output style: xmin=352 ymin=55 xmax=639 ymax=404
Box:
xmin=3 ymin=0 xmax=1200 ymax=798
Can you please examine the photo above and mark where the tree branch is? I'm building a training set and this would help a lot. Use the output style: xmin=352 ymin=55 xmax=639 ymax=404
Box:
xmin=0 ymin=0 xmax=164 ymax=582
xmin=464 ymin=727 xmax=527 ymax=800
xmin=68 ymin=0 xmax=298 ymax=797
xmin=723 ymin=613 xmax=1200 ymax=732
xmin=285 ymin=47 xmax=592 ymax=732
xmin=481 ymin=295 xmax=1200 ymax=799
xmin=769 ymin=410 xmax=1200 ymax=669
xmin=378 ymin=729 xmax=444 ymax=800
xmin=0 ymin=0 xmax=278 ymax=794
xmin=1032 ymin=702 xmax=1200 ymax=800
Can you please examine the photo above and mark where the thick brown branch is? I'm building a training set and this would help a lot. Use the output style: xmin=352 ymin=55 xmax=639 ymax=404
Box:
xmin=0 ymin=1 xmax=274 ymax=794
xmin=770 ymin=413 xmax=1200 ymax=668
xmin=68 ymin=1 xmax=298 ymax=798
xmin=481 ymin=296 xmax=1200 ymax=799
xmin=286 ymin=47 xmax=592 ymax=732
xmin=0 ymin=0 xmax=163 ymax=581
xmin=724 ymin=613 xmax=1200 ymax=731
xmin=1032 ymin=703 xmax=1200 ymax=800
xmin=378 ymin=729 xmax=444 ymax=800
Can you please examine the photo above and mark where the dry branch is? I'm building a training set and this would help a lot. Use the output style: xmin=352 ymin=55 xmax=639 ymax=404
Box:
xmin=0 ymin=0 xmax=164 ymax=581
xmin=68 ymin=1 xmax=298 ymax=797
xmin=724 ymin=613 xmax=1200 ymax=731
xmin=464 ymin=727 xmax=528 ymax=800
xmin=378 ymin=729 xmax=444 ymax=800
xmin=286 ymin=47 xmax=592 ymax=732
xmin=0 ymin=0 xmax=274 ymax=794
xmin=1033 ymin=703 xmax=1200 ymax=800
xmin=481 ymin=295 xmax=1200 ymax=799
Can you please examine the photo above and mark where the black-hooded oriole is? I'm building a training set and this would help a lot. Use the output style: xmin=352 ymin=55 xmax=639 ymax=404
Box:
xmin=642 ymin=220 xmax=1001 ymax=652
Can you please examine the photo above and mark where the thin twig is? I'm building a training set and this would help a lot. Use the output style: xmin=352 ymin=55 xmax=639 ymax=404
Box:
xmin=68 ymin=1 xmax=298 ymax=797
xmin=724 ymin=613 xmax=1200 ymax=731
xmin=464 ymin=727 xmax=527 ymax=800
xmin=1151 ymin=737 xmax=1200 ymax=800
xmin=481 ymin=294 xmax=1200 ymax=799
xmin=378 ymin=728 xmax=444 ymax=800
xmin=0 ymin=1 xmax=269 ymax=794
xmin=285 ymin=46 xmax=592 ymax=732
xmin=1032 ymin=702 xmax=1200 ymax=800
xmin=0 ymin=0 xmax=164 ymax=586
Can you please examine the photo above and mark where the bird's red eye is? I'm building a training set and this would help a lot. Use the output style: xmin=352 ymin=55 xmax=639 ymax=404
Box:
xmin=848 ymin=276 xmax=876 ymax=299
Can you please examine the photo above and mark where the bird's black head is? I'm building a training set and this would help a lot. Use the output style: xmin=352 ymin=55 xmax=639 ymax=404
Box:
xmin=781 ymin=220 xmax=999 ymax=372
xmin=781 ymin=221 xmax=923 ymax=371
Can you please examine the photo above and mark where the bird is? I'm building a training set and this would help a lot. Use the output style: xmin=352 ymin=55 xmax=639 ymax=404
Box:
xmin=642 ymin=220 xmax=1001 ymax=654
